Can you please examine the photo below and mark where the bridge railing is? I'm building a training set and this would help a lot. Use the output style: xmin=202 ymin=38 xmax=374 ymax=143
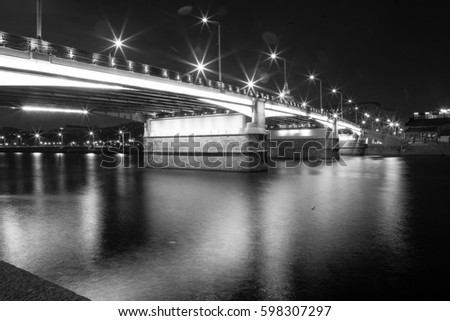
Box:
xmin=1 ymin=30 xmax=360 ymax=129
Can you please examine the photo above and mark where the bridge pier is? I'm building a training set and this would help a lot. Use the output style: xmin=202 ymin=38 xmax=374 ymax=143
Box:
xmin=267 ymin=128 xmax=340 ymax=161
xmin=143 ymin=99 xmax=267 ymax=172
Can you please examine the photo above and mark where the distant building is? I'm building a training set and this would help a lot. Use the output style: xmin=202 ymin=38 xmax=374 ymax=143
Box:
xmin=404 ymin=109 xmax=450 ymax=143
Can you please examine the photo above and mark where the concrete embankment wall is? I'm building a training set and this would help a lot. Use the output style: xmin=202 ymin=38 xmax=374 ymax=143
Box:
xmin=0 ymin=261 xmax=89 ymax=301
xmin=364 ymin=143 xmax=450 ymax=156
xmin=268 ymin=137 xmax=339 ymax=159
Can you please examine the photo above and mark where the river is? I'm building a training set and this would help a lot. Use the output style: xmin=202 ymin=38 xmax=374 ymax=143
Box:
xmin=0 ymin=152 xmax=449 ymax=300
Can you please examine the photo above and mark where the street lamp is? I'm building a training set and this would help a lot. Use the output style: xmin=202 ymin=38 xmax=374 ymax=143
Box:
xmin=270 ymin=52 xmax=289 ymax=95
xmin=109 ymin=38 xmax=123 ymax=67
xmin=88 ymin=131 xmax=95 ymax=146
xmin=119 ymin=130 xmax=125 ymax=154
xmin=201 ymin=16 xmax=222 ymax=88
xmin=35 ymin=133 xmax=40 ymax=145
xmin=331 ymin=88 xmax=343 ymax=117
xmin=308 ymin=75 xmax=323 ymax=113
xmin=58 ymin=132 xmax=63 ymax=146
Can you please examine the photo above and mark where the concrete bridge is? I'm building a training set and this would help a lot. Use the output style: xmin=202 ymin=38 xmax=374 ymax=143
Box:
xmin=0 ymin=31 xmax=362 ymax=171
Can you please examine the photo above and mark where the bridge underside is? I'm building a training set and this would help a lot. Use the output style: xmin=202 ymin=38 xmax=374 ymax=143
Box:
xmin=0 ymin=85 xmax=229 ymax=119
xmin=0 ymin=85 xmax=323 ymax=130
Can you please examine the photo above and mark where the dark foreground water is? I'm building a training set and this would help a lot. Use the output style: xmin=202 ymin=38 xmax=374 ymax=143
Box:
xmin=1 ymin=152 xmax=449 ymax=300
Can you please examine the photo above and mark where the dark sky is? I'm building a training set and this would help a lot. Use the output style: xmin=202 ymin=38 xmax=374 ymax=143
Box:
xmin=1 ymin=0 xmax=449 ymax=125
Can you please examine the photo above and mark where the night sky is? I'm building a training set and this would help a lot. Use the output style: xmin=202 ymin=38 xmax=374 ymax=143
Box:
xmin=1 ymin=0 xmax=449 ymax=128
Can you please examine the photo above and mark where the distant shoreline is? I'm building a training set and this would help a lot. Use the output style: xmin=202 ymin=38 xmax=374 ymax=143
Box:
xmin=0 ymin=146 xmax=140 ymax=154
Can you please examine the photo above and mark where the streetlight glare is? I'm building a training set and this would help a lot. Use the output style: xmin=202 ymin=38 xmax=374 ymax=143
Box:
xmin=201 ymin=17 xmax=208 ymax=24
xmin=196 ymin=62 xmax=205 ymax=72
xmin=114 ymin=38 xmax=123 ymax=48
xmin=332 ymin=89 xmax=337 ymax=93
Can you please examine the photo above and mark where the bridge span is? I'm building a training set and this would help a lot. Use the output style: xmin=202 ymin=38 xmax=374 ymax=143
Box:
xmin=0 ymin=31 xmax=363 ymax=171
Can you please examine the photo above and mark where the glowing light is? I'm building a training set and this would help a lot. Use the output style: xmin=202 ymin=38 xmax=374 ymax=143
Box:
xmin=333 ymin=113 xmax=338 ymax=118
xmin=332 ymin=89 xmax=337 ymax=93
xmin=114 ymin=38 xmax=123 ymax=48
xmin=376 ymin=118 xmax=379 ymax=122
xmin=301 ymin=102 xmax=307 ymax=108
xmin=22 ymin=106 xmax=88 ymax=114
xmin=35 ymin=133 xmax=40 ymax=138
xmin=0 ymin=70 xmax=130 ymax=90
xmin=198 ymin=98 xmax=252 ymax=117
xmin=348 ymin=99 xmax=352 ymax=103
xmin=196 ymin=62 xmax=205 ymax=72
xmin=309 ymin=75 xmax=315 ymax=80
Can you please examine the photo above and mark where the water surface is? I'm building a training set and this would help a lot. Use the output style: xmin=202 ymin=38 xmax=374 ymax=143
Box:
xmin=1 ymin=153 xmax=449 ymax=300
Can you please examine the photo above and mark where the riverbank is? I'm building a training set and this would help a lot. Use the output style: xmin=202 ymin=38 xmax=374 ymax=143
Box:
xmin=364 ymin=142 xmax=450 ymax=156
xmin=0 ymin=146 xmax=140 ymax=154
xmin=339 ymin=140 xmax=450 ymax=156
xmin=0 ymin=261 xmax=89 ymax=301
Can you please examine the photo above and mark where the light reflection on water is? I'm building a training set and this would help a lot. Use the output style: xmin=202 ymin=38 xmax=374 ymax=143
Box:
xmin=0 ymin=153 xmax=449 ymax=300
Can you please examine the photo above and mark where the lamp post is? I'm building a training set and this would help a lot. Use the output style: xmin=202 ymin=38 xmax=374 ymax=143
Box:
xmin=58 ymin=132 xmax=63 ymax=146
xmin=36 ymin=0 xmax=42 ymax=39
xmin=89 ymin=131 xmax=94 ymax=147
xmin=119 ymin=130 xmax=125 ymax=154
xmin=109 ymin=38 xmax=123 ymax=67
xmin=308 ymin=75 xmax=323 ymax=114
xmin=201 ymin=17 xmax=222 ymax=88
xmin=331 ymin=88 xmax=343 ymax=117
xmin=35 ymin=133 xmax=40 ymax=146
xmin=270 ymin=52 xmax=289 ymax=95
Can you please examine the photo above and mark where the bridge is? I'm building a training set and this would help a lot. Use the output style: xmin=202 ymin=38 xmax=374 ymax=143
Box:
xmin=0 ymin=31 xmax=363 ymax=171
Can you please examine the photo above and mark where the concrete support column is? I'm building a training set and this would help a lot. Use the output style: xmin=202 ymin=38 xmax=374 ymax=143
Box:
xmin=144 ymin=118 xmax=151 ymax=137
xmin=332 ymin=118 xmax=338 ymax=137
xmin=246 ymin=99 xmax=266 ymax=134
